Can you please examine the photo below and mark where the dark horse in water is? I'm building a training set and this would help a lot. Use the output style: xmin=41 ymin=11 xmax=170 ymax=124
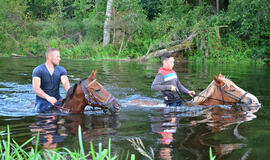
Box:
xmin=55 ymin=70 xmax=121 ymax=114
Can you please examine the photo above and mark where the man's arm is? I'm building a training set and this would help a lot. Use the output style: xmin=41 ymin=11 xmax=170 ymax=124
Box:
xmin=151 ymin=74 xmax=171 ymax=91
xmin=176 ymin=80 xmax=189 ymax=94
xmin=32 ymin=77 xmax=57 ymax=104
xmin=176 ymin=79 xmax=195 ymax=97
xmin=61 ymin=75 xmax=70 ymax=92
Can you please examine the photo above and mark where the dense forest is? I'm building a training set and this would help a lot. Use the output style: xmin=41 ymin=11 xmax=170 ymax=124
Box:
xmin=0 ymin=0 xmax=269 ymax=62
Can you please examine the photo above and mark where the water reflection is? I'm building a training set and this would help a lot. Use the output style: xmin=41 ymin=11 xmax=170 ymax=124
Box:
xmin=30 ymin=115 xmax=66 ymax=149
xmin=151 ymin=114 xmax=177 ymax=160
xmin=194 ymin=105 xmax=260 ymax=159
xmin=30 ymin=114 xmax=121 ymax=149
xmin=196 ymin=105 xmax=260 ymax=133
xmin=150 ymin=104 xmax=260 ymax=160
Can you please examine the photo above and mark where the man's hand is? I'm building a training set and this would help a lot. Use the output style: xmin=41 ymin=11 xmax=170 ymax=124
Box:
xmin=188 ymin=91 xmax=195 ymax=97
xmin=170 ymin=85 xmax=177 ymax=92
xmin=46 ymin=95 xmax=57 ymax=105
xmin=164 ymin=96 xmax=168 ymax=100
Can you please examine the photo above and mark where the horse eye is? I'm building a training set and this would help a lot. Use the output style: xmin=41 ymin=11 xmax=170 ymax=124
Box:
xmin=95 ymin=89 xmax=101 ymax=93
xmin=230 ymin=89 xmax=236 ymax=92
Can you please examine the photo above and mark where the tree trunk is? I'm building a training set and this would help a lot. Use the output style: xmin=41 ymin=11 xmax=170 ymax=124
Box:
xmin=103 ymin=0 xmax=114 ymax=46
xmin=216 ymin=0 xmax=220 ymax=39
xmin=198 ymin=0 xmax=202 ymax=6
xmin=137 ymin=33 xmax=197 ymax=61
xmin=216 ymin=0 xmax=220 ymax=14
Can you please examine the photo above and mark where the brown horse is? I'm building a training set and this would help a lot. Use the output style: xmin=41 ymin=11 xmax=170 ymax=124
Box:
xmin=56 ymin=70 xmax=121 ymax=113
xmin=126 ymin=74 xmax=260 ymax=107
xmin=191 ymin=74 xmax=260 ymax=107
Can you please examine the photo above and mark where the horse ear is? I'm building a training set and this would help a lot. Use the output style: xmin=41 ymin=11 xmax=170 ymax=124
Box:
xmin=218 ymin=73 xmax=225 ymax=78
xmin=88 ymin=70 xmax=97 ymax=81
xmin=213 ymin=76 xmax=219 ymax=83
xmin=214 ymin=75 xmax=225 ymax=86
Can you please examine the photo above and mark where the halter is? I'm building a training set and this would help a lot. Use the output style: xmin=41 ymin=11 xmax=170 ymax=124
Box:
xmin=217 ymin=84 xmax=251 ymax=105
xmin=81 ymin=79 xmax=115 ymax=109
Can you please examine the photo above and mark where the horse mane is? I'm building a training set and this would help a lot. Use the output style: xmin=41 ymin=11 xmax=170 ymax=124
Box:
xmin=192 ymin=76 xmax=235 ymax=104
xmin=62 ymin=78 xmax=87 ymax=104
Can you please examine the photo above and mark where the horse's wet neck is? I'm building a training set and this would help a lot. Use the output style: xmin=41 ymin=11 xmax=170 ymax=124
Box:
xmin=64 ymin=99 xmax=87 ymax=113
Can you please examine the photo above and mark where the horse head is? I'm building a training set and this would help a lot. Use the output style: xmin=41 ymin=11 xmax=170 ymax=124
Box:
xmin=214 ymin=74 xmax=260 ymax=107
xmin=193 ymin=74 xmax=261 ymax=109
xmin=83 ymin=70 xmax=121 ymax=113
xmin=62 ymin=70 xmax=121 ymax=113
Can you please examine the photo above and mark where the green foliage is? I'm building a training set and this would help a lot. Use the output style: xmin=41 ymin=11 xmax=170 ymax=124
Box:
xmin=0 ymin=0 xmax=269 ymax=62
xmin=0 ymin=125 xmax=135 ymax=160
xmin=141 ymin=0 xmax=162 ymax=21
xmin=0 ymin=0 xmax=29 ymax=55
xmin=220 ymin=0 xmax=270 ymax=58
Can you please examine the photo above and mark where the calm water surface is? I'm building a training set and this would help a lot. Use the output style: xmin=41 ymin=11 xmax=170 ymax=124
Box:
xmin=0 ymin=57 xmax=270 ymax=160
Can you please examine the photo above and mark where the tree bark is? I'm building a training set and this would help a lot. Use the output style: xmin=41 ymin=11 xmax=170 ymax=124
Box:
xmin=216 ymin=0 xmax=220 ymax=39
xmin=198 ymin=0 xmax=202 ymax=6
xmin=103 ymin=0 xmax=114 ymax=46
xmin=216 ymin=0 xmax=220 ymax=14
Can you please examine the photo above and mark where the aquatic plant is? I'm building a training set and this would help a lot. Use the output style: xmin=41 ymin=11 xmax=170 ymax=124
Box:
xmin=209 ymin=147 xmax=216 ymax=160
xmin=0 ymin=125 xmax=135 ymax=160
xmin=127 ymin=137 xmax=154 ymax=160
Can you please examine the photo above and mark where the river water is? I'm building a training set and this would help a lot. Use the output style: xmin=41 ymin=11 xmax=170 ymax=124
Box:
xmin=0 ymin=57 xmax=270 ymax=159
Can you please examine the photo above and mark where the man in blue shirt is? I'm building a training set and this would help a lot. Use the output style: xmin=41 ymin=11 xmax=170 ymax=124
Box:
xmin=32 ymin=48 xmax=70 ymax=112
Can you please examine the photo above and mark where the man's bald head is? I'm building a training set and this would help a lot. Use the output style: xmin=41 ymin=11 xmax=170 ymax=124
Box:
xmin=45 ymin=48 xmax=61 ymax=66
xmin=46 ymin=48 xmax=59 ymax=59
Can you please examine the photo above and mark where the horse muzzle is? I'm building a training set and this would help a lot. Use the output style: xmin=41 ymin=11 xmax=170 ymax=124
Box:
xmin=107 ymin=99 xmax=121 ymax=113
xmin=240 ymin=97 xmax=261 ymax=113
xmin=244 ymin=93 xmax=261 ymax=106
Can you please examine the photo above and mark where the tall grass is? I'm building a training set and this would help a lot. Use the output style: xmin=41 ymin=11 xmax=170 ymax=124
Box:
xmin=128 ymin=137 xmax=216 ymax=160
xmin=0 ymin=126 xmax=216 ymax=160
xmin=0 ymin=125 xmax=135 ymax=160
xmin=209 ymin=147 xmax=216 ymax=160
xmin=127 ymin=137 xmax=154 ymax=160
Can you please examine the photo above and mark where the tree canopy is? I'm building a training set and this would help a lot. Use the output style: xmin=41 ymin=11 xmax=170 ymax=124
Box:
xmin=0 ymin=0 xmax=269 ymax=62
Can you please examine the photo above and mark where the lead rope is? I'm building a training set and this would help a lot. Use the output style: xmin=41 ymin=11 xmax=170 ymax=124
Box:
xmin=53 ymin=98 xmax=70 ymax=112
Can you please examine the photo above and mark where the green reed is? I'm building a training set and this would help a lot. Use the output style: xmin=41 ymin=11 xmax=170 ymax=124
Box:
xmin=0 ymin=125 xmax=135 ymax=160
xmin=209 ymin=147 xmax=216 ymax=160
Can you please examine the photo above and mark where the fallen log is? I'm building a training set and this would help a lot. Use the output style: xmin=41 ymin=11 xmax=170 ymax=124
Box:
xmin=5 ymin=32 xmax=35 ymax=57
xmin=137 ymin=33 xmax=197 ymax=61
xmin=11 ymin=53 xmax=25 ymax=57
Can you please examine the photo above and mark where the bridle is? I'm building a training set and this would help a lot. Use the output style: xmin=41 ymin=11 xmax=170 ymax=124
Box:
xmin=53 ymin=79 xmax=116 ymax=113
xmin=193 ymin=83 xmax=251 ymax=105
xmin=81 ymin=79 xmax=116 ymax=109
xmin=217 ymin=84 xmax=251 ymax=105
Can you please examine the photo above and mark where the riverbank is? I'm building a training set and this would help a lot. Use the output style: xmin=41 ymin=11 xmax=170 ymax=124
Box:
xmin=0 ymin=53 xmax=265 ymax=64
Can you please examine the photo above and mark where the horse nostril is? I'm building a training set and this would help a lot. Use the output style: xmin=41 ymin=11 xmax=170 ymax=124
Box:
xmin=114 ymin=103 xmax=121 ymax=109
